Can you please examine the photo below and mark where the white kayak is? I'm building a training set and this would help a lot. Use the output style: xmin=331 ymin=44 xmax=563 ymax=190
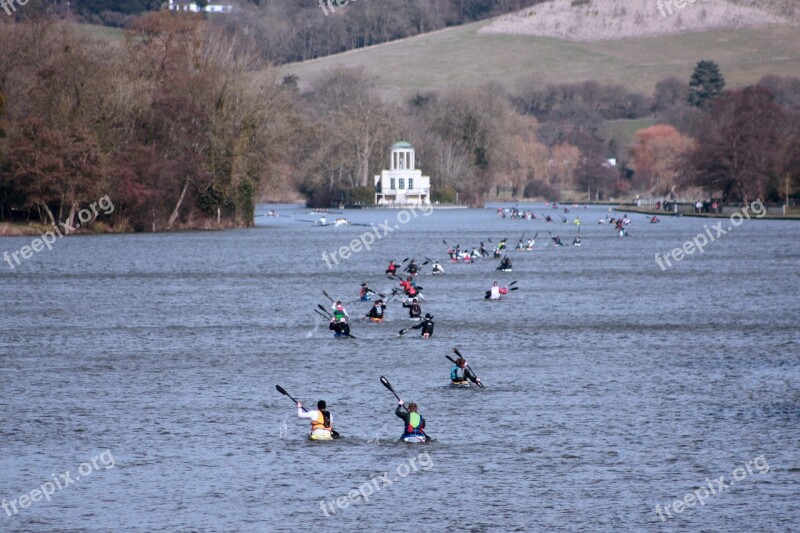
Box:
xmin=401 ymin=434 xmax=428 ymax=443
xmin=450 ymin=380 xmax=471 ymax=388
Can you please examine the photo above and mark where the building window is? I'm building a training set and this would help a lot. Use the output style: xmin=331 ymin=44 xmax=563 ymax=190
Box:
xmin=390 ymin=178 xmax=395 ymax=190
xmin=399 ymin=178 xmax=405 ymax=190
xmin=408 ymin=178 xmax=414 ymax=191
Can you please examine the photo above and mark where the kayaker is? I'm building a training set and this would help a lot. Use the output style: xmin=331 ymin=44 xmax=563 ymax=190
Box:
xmin=400 ymin=277 xmax=418 ymax=298
xmin=650 ymin=216 xmax=660 ymax=223
xmin=411 ymin=313 xmax=434 ymax=338
xmin=479 ymin=242 xmax=489 ymax=257
xmin=403 ymin=298 xmax=422 ymax=319
xmin=497 ymin=255 xmax=512 ymax=271
xmin=516 ymin=239 xmax=524 ymax=251
xmin=386 ymin=261 xmax=397 ymax=275
xmin=573 ymin=235 xmax=581 ymax=246
xmin=395 ymin=400 xmax=426 ymax=440
xmin=329 ymin=317 xmax=351 ymax=336
xmin=525 ymin=239 xmax=535 ymax=251
xmin=297 ymin=400 xmax=334 ymax=440
xmin=332 ymin=301 xmax=349 ymax=321
xmin=404 ymin=259 xmax=420 ymax=275
xmin=552 ymin=235 xmax=563 ymax=246
xmin=432 ymin=261 xmax=444 ymax=275
xmin=486 ymin=281 xmax=508 ymax=300
xmin=360 ymin=282 xmax=374 ymax=301
xmin=366 ymin=299 xmax=386 ymax=322
xmin=451 ymin=357 xmax=480 ymax=385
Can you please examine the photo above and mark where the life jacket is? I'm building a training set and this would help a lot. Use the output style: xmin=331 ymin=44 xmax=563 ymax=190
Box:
xmin=406 ymin=412 xmax=422 ymax=434
xmin=311 ymin=410 xmax=331 ymax=432
xmin=333 ymin=310 xmax=346 ymax=321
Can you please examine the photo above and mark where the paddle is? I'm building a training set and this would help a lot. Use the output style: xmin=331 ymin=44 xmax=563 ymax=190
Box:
xmin=451 ymin=348 xmax=483 ymax=387
xmin=322 ymin=290 xmax=334 ymax=303
xmin=379 ymin=376 xmax=431 ymax=441
xmin=317 ymin=304 xmax=333 ymax=318
xmin=314 ymin=308 xmax=329 ymax=320
xmin=275 ymin=385 xmax=340 ymax=438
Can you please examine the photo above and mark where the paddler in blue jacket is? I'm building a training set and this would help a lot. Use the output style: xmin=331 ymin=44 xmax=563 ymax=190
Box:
xmin=451 ymin=357 xmax=480 ymax=385
xmin=396 ymin=400 xmax=426 ymax=439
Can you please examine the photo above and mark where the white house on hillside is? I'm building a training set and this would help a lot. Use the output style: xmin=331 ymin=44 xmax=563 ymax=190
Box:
xmin=374 ymin=142 xmax=431 ymax=206
xmin=167 ymin=0 xmax=234 ymax=13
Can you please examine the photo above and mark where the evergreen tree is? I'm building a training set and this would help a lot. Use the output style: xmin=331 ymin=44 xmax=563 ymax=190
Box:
xmin=688 ymin=60 xmax=726 ymax=110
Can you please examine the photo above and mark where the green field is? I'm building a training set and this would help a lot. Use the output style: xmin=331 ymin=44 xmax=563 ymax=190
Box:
xmin=281 ymin=20 xmax=800 ymax=96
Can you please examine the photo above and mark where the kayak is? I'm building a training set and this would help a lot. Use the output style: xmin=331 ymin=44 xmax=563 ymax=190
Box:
xmin=369 ymin=317 xmax=384 ymax=323
xmin=450 ymin=380 xmax=471 ymax=388
xmin=333 ymin=333 xmax=352 ymax=338
xmin=308 ymin=432 xmax=335 ymax=441
xmin=400 ymin=434 xmax=428 ymax=444
xmin=497 ymin=268 xmax=512 ymax=272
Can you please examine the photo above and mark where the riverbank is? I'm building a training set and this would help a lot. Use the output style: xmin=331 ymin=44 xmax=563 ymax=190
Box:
xmin=0 ymin=218 xmax=245 ymax=237
xmin=615 ymin=206 xmax=800 ymax=220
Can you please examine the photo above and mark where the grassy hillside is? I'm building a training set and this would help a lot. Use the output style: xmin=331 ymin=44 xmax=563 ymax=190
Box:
xmin=281 ymin=20 xmax=800 ymax=96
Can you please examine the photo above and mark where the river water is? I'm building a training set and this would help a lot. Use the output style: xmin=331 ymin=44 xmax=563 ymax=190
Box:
xmin=1 ymin=204 xmax=798 ymax=532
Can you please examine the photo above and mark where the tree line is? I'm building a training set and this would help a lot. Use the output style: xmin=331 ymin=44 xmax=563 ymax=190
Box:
xmin=1 ymin=16 xmax=799 ymax=232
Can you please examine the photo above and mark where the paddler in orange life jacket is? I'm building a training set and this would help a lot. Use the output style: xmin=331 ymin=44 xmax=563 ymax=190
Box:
xmin=400 ymin=277 xmax=418 ymax=298
xmin=365 ymin=299 xmax=386 ymax=322
xmin=386 ymin=260 xmax=397 ymax=275
xmin=297 ymin=400 xmax=334 ymax=440
xmin=395 ymin=400 xmax=426 ymax=440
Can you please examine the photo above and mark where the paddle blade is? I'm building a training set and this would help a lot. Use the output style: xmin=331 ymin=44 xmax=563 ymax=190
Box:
xmin=452 ymin=347 xmax=463 ymax=357
xmin=276 ymin=385 xmax=288 ymax=395
xmin=445 ymin=355 xmax=458 ymax=364
xmin=380 ymin=376 xmax=394 ymax=392
xmin=399 ymin=328 xmax=410 ymax=336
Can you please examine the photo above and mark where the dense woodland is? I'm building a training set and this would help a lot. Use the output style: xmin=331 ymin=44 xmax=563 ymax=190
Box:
xmin=0 ymin=15 xmax=799 ymax=231
xmin=38 ymin=0 xmax=548 ymax=64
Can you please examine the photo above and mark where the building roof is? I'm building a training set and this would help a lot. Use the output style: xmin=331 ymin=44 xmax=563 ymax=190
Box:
xmin=391 ymin=141 xmax=414 ymax=150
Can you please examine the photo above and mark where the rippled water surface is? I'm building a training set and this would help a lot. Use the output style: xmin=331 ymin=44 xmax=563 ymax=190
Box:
xmin=1 ymin=204 xmax=798 ymax=532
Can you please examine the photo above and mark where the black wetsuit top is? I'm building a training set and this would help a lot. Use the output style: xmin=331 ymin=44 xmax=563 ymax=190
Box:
xmin=403 ymin=302 xmax=422 ymax=318
xmin=412 ymin=318 xmax=434 ymax=336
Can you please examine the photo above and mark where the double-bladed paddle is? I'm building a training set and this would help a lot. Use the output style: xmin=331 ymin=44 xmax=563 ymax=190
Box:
xmin=275 ymin=385 xmax=340 ymax=438
xmin=379 ymin=376 xmax=431 ymax=441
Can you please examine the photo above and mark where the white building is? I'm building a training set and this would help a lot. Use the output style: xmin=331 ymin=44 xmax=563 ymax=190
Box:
xmin=374 ymin=142 xmax=431 ymax=206
xmin=167 ymin=0 xmax=233 ymax=13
